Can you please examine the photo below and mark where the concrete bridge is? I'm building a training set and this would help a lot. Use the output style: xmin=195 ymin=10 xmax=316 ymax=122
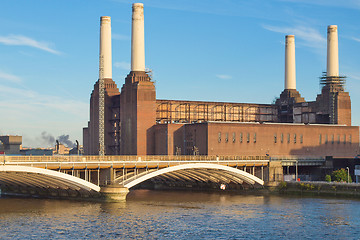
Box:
xmin=0 ymin=155 xmax=324 ymax=200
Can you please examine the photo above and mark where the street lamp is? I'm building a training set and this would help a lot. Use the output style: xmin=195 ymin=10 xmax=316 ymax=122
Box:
xmin=346 ymin=167 xmax=350 ymax=183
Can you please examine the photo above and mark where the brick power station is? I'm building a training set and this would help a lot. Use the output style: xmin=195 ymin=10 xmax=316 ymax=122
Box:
xmin=83 ymin=3 xmax=359 ymax=158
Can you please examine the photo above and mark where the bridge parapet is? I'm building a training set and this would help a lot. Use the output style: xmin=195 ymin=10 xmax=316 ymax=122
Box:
xmin=271 ymin=156 xmax=325 ymax=166
xmin=1 ymin=155 xmax=270 ymax=163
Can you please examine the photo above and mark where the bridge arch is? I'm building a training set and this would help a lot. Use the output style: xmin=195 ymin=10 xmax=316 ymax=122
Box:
xmin=122 ymin=163 xmax=264 ymax=189
xmin=0 ymin=165 xmax=100 ymax=197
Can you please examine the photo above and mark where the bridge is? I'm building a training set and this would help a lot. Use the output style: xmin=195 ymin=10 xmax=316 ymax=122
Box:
xmin=0 ymin=155 xmax=324 ymax=200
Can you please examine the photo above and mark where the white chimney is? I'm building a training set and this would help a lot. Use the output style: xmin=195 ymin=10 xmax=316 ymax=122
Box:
xmin=99 ymin=16 xmax=112 ymax=79
xmin=285 ymin=35 xmax=296 ymax=90
xmin=131 ymin=3 xmax=145 ymax=72
xmin=327 ymin=25 xmax=339 ymax=77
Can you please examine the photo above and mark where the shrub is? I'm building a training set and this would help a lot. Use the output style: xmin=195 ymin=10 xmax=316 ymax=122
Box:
xmin=278 ymin=181 xmax=287 ymax=191
xmin=325 ymin=175 xmax=331 ymax=182
xmin=331 ymin=169 xmax=352 ymax=183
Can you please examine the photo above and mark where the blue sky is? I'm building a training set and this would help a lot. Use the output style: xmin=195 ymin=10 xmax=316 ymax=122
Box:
xmin=0 ymin=0 xmax=359 ymax=147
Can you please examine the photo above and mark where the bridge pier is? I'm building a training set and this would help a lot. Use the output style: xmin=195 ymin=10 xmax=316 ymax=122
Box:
xmin=100 ymin=185 xmax=129 ymax=201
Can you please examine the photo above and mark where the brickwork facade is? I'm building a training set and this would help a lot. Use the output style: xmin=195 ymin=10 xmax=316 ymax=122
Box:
xmin=120 ymin=71 xmax=156 ymax=155
xmin=83 ymin=71 xmax=357 ymax=158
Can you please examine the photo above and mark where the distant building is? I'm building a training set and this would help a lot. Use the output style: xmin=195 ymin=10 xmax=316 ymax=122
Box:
xmin=0 ymin=135 xmax=22 ymax=155
xmin=83 ymin=5 xmax=359 ymax=158
xmin=54 ymin=143 xmax=70 ymax=155
xmin=69 ymin=145 xmax=83 ymax=155
xmin=20 ymin=148 xmax=53 ymax=156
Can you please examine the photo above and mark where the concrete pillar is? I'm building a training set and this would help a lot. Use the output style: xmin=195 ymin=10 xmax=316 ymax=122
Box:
xmin=327 ymin=25 xmax=339 ymax=77
xmin=131 ymin=3 xmax=145 ymax=72
xmin=285 ymin=35 xmax=296 ymax=90
xmin=100 ymin=185 xmax=129 ymax=201
xmin=100 ymin=16 xmax=112 ymax=79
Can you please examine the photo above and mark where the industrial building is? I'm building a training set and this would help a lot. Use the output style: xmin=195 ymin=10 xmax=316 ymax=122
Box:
xmin=83 ymin=3 xmax=359 ymax=158
xmin=0 ymin=135 xmax=22 ymax=155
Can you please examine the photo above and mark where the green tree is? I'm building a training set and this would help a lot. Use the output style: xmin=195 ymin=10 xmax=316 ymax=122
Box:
xmin=325 ymin=174 xmax=331 ymax=182
xmin=331 ymin=168 xmax=352 ymax=183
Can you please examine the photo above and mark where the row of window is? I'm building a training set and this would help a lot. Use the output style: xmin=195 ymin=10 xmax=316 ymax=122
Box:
xmin=217 ymin=132 xmax=353 ymax=145
xmin=274 ymin=133 xmax=303 ymax=144
xmin=218 ymin=132 xmax=256 ymax=143
xmin=319 ymin=134 xmax=352 ymax=144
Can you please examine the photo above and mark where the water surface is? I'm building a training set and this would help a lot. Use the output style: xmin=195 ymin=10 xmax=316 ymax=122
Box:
xmin=1 ymin=190 xmax=360 ymax=239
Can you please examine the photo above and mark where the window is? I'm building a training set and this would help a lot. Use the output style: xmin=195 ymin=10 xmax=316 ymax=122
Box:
xmin=337 ymin=134 xmax=340 ymax=144
xmin=218 ymin=132 xmax=221 ymax=143
xmin=344 ymin=134 xmax=346 ymax=144
xmin=240 ymin=133 xmax=243 ymax=143
xmin=225 ymin=133 xmax=229 ymax=143
xmin=274 ymin=134 xmax=277 ymax=143
xmin=325 ymin=134 xmax=328 ymax=144
xmin=247 ymin=133 xmax=250 ymax=143
xmin=294 ymin=134 xmax=296 ymax=143
xmin=254 ymin=133 xmax=257 ymax=143
xmin=331 ymin=135 xmax=334 ymax=144
xmin=300 ymin=134 xmax=303 ymax=144
xmin=319 ymin=134 xmax=322 ymax=144
xmin=287 ymin=133 xmax=290 ymax=143
xmin=232 ymin=133 xmax=236 ymax=143
xmin=281 ymin=133 xmax=284 ymax=143
xmin=349 ymin=135 xmax=352 ymax=144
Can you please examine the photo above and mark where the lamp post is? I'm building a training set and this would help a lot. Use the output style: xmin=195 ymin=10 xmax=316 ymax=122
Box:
xmin=346 ymin=167 xmax=350 ymax=183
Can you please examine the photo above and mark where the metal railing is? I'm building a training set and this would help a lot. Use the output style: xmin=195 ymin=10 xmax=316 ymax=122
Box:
xmin=271 ymin=156 xmax=325 ymax=161
xmin=2 ymin=155 xmax=271 ymax=163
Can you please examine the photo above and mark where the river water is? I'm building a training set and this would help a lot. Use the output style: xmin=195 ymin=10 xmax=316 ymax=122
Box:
xmin=0 ymin=190 xmax=360 ymax=239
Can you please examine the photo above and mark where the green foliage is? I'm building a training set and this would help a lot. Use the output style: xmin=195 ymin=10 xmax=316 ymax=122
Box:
xmin=325 ymin=175 xmax=331 ymax=182
xmin=299 ymin=183 xmax=315 ymax=191
xmin=278 ymin=181 xmax=287 ymax=190
xmin=331 ymin=168 xmax=352 ymax=183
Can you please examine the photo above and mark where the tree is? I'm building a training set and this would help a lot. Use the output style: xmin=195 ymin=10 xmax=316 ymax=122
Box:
xmin=331 ymin=168 xmax=352 ymax=183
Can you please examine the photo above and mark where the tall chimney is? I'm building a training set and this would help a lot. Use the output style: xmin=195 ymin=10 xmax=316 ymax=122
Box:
xmin=327 ymin=25 xmax=339 ymax=77
xmin=100 ymin=16 xmax=112 ymax=79
xmin=131 ymin=3 xmax=145 ymax=72
xmin=285 ymin=35 xmax=296 ymax=90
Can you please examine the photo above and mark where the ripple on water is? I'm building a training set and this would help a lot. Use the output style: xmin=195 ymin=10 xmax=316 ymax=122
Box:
xmin=1 ymin=191 xmax=360 ymax=239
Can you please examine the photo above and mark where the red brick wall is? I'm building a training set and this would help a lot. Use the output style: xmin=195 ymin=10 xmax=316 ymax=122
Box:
xmin=120 ymin=71 xmax=156 ymax=155
xmin=206 ymin=122 xmax=359 ymax=157
xmin=155 ymin=123 xmax=185 ymax=155
xmin=336 ymin=92 xmax=351 ymax=126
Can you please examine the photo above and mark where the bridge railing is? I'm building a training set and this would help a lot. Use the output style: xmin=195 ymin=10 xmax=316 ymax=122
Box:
xmin=1 ymin=155 xmax=271 ymax=163
xmin=270 ymin=156 xmax=325 ymax=161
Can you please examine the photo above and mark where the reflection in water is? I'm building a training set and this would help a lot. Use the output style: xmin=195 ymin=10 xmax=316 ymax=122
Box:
xmin=1 ymin=190 xmax=360 ymax=239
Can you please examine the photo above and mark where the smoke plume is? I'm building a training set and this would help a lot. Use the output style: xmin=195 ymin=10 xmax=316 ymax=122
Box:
xmin=41 ymin=131 xmax=55 ymax=146
xmin=40 ymin=131 xmax=76 ymax=148
xmin=57 ymin=134 xmax=76 ymax=148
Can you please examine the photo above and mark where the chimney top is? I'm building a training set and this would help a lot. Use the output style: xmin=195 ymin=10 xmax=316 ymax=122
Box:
xmin=133 ymin=3 xmax=144 ymax=8
xmin=100 ymin=16 xmax=111 ymax=23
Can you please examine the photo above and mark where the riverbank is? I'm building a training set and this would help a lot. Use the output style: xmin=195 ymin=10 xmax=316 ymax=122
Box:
xmin=273 ymin=181 xmax=360 ymax=198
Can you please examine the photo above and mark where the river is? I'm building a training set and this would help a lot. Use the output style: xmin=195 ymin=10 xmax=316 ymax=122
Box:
xmin=0 ymin=190 xmax=360 ymax=239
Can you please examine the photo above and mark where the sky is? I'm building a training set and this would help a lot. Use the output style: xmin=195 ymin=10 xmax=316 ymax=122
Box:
xmin=0 ymin=0 xmax=359 ymax=148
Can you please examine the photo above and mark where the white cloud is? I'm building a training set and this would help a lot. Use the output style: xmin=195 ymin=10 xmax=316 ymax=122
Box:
xmin=0 ymin=85 xmax=35 ymax=98
xmin=351 ymin=37 xmax=360 ymax=43
xmin=262 ymin=25 xmax=326 ymax=49
xmin=114 ymin=61 xmax=131 ymax=70
xmin=0 ymin=84 xmax=87 ymax=117
xmin=112 ymin=33 xmax=130 ymax=40
xmin=0 ymin=71 xmax=21 ymax=83
xmin=0 ymin=34 xmax=61 ymax=55
xmin=278 ymin=0 xmax=360 ymax=9
xmin=216 ymin=74 xmax=232 ymax=80
xmin=348 ymin=73 xmax=360 ymax=81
